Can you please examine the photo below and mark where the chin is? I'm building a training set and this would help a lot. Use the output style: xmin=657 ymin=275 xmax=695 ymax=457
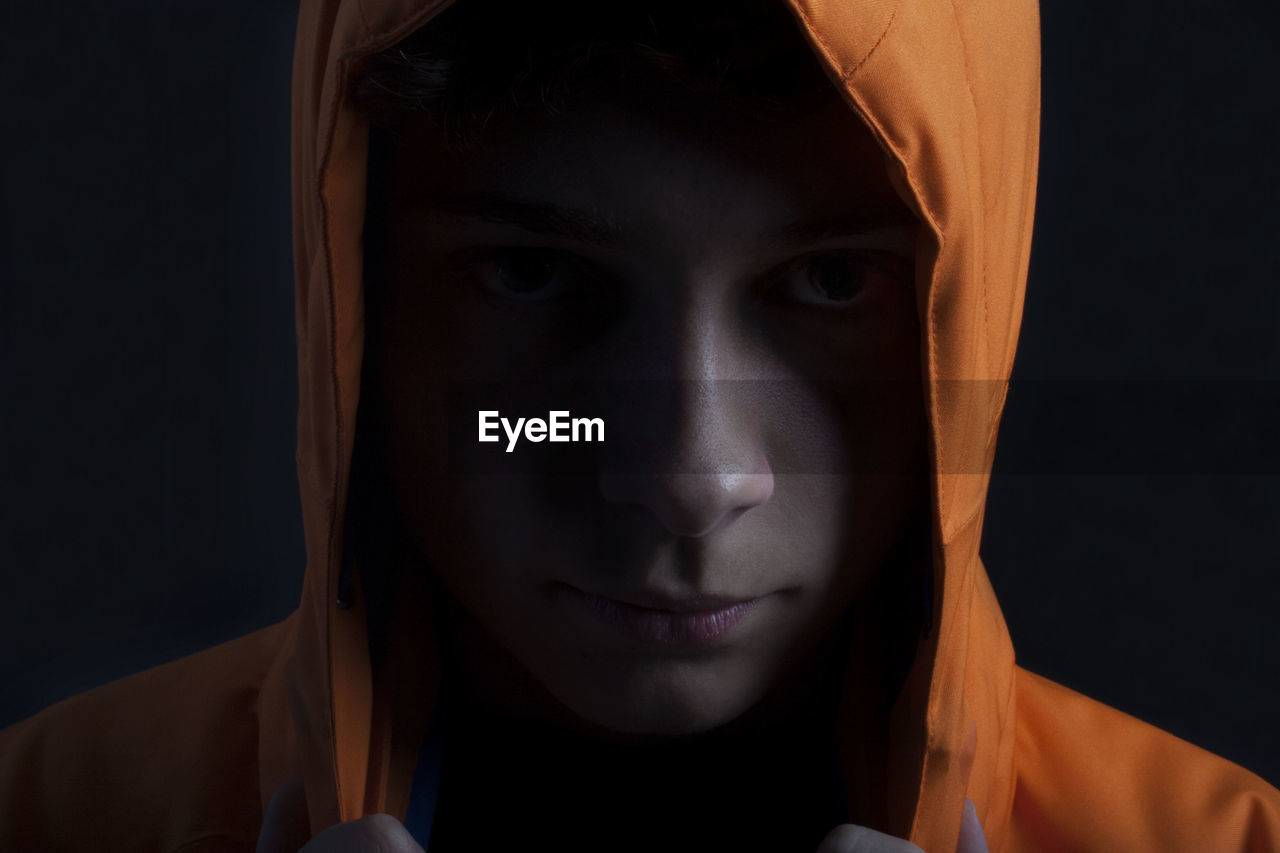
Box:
xmin=544 ymin=658 xmax=768 ymax=738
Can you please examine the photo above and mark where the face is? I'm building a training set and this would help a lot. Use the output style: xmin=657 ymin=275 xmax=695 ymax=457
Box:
xmin=368 ymin=83 xmax=927 ymax=737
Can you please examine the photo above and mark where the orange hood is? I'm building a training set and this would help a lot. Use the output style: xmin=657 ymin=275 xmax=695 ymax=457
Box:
xmin=275 ymin=1 xmax=1039 ymax=850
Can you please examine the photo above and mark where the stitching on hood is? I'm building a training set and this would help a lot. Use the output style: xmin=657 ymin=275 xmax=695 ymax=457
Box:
xmin=842 ymin=8 xmax=898 ymax=81
xmin=940 ymin=0 xmax=989 ymax=544
xmin=786 ymin=1 xmax=899 ymax=85
xmin=314 ymin=40 xmax=353 ymax=820
xmin=943 ymin=0 xmax=997 ymax=447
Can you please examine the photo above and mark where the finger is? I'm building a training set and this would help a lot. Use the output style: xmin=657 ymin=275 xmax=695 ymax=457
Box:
xmin=286 ymin=813 xmax=425 ymax=853
xmin=255 ymin=779 xmax=311 ymax=853
xmin=815 ymin=823 xmax=925 ymax=853
xmin=345 ymin=814 xmax=426 ymax=853
xmin=955 ymin=798 xmax=990 ymax=853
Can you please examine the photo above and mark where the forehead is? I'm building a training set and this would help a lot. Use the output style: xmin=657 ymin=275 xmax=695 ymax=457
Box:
xmin=381 ymin=94 xmax=914 ymax=241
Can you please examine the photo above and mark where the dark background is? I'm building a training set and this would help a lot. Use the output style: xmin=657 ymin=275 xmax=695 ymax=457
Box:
xmin=2 ymin=1 xmax=1277 ymax=785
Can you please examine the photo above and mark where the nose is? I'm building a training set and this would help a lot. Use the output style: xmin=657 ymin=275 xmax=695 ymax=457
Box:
xmin=595 ymin=307 xmax=775 ymax=538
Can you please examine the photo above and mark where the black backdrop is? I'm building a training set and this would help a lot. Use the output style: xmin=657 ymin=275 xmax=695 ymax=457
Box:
xmin=2 ymin=1 xmax=1277 ymax=785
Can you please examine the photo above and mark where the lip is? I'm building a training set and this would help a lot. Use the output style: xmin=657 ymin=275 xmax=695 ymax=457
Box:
xmin=554 ymin=583 xmax=762 ymax=645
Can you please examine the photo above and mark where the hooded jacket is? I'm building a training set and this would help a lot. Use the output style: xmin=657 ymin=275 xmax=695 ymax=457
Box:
xmin=2 ymin=1 xmax=1278 ymax=851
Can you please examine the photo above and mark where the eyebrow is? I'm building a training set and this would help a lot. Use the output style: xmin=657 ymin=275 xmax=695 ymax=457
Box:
xmin=418 ymin=193 xmax=624 ymax=246
xmin=770 ymin=213 xmax=918 ymax=245
xmin=412 ymin=193 xmax=915 ymax=248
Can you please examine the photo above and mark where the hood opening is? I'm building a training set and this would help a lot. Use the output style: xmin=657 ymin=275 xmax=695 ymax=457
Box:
xmin=284 ymin=0 xmax=1039 ymax=846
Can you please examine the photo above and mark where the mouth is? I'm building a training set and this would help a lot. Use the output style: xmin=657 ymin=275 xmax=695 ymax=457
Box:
xmin=552 ymin=582 xmax=763 ymax=645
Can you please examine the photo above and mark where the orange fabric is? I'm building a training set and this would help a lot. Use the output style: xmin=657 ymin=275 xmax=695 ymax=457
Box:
xmin=2 ymin=1 xmax=1278 ymax=851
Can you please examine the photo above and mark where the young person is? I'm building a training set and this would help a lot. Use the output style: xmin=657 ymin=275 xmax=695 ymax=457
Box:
xmin=2 ymin=1 xmax=1277 ymax=851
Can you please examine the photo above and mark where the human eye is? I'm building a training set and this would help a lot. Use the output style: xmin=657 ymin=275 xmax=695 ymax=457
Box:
xmin=463 ymin=247 xmax=588 ymax=302
xmin=772 ymin=249 xmax=909 ymax=309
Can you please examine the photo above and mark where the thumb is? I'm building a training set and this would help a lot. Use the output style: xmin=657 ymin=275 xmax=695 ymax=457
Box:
xmin=956 ymin=798 xmax=989 ymax=853
xmin=256 ymin=779 xmax=312 ymax=853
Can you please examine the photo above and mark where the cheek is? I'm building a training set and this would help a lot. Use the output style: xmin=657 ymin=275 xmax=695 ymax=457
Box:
xmin=727 ymin=327 xmax=923 ymax=600
xmin=759 ymin=357 xmax=927 ymax=597
xmin=417 ymin=476 xmax=544 ymax=605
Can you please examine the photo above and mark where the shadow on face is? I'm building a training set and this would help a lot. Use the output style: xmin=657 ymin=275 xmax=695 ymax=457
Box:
xmin=362 ymin=13 xmax=929 ymax=738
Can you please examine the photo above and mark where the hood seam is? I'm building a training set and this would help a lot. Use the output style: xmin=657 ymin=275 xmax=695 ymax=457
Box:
xmin=314 ymin=36 xmax=353 ymax=821
xmin=842 ymin=9 xmax=899 ymax=80
xmin=786 ymin=1 xmax=900 ymax=85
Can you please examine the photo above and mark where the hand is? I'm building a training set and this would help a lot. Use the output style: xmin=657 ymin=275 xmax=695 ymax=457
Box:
xmin=255 ymin=779 xmax=425 ymax=853
xmin=815 ymin=797 xmax=988 ymax=853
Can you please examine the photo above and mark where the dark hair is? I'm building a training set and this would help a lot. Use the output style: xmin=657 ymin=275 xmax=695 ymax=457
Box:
xmin=351 ymin=0 xmax=843 ymax=149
